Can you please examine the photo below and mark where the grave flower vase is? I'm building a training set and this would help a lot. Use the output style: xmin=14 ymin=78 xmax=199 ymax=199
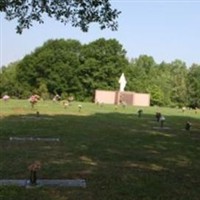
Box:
xmin=28 ymin=161 xmax=41 ymax=186
xmin=30 ymin=170 xmax=37 ymax=185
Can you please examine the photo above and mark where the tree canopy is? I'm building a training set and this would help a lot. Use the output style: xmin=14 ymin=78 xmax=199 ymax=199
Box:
xmin=5 ymin=38 xmax=127 ymax=100
xmin=0 ymin=0 xmax=121 ymax=33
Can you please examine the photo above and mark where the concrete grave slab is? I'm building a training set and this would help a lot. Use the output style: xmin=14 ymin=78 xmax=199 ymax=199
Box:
xmin=0 ymin=179 xmax=86 ymax=188
xmin=130 ymin=129 xmax=150 ymax=133
xmin=153 ymin=127 xmax=171 ymax=130
xmin=0 ymin=179 xmax=26 ymax=187
xmin=9 ymin=137 xmax=60 ymax=142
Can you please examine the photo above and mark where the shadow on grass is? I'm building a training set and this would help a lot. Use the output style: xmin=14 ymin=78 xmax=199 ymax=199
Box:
xmin=0 ymin=111 xmax=200 ymax=200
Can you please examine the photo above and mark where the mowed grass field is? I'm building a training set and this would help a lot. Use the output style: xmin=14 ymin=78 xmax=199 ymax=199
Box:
xmin=0 ymin=99 xmax=200 ymax=200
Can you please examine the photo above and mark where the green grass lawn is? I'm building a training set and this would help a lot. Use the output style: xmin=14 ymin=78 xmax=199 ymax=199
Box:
xmin=0 ymin=99 xmax=200 ymax=200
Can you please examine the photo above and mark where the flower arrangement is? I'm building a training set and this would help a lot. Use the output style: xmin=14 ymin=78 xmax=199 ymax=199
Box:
xmin=28 ymin=161 xmax=41 ymax=185
xmin=29 ymin=95 xmax=40 ymax=108
xmin=2 ymin=95 xmax=10 ymax=101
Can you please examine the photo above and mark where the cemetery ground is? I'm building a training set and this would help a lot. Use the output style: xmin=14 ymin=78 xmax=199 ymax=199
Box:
xmin=0 ymin=100 xmax=200 ymax=200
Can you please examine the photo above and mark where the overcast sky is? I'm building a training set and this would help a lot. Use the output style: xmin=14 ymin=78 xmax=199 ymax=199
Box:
xmin=1 ymin=0 xmax=200 ymax=68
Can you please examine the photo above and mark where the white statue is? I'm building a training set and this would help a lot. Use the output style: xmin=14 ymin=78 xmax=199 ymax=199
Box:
xmin=118 ymin=73 xmax=127 ymax=92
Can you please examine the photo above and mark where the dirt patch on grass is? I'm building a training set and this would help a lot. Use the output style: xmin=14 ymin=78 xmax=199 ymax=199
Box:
xmin=12 ymin=107 xmax=26 ymax=114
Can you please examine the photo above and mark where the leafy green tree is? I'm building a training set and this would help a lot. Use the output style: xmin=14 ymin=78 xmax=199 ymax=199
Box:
xmin=0 ymin=62 xmax=21 ymax=97
xmin=127 ymin=58 xmax=188 ymax=107
xmin=169 ymin=60 xmax=188 ymax=107
xmin=147 ymin=85 xmax=165 ymax=106
xmin=78 ymin=38 xmax=128 ymax=99
xmin=134 ymin=55 xmax=156 ymax=74
xmin=126 ymin=55 xmax=156 ymax=93
xmin=16 ymin=39 xmax=82 ymax=98
xmin=15 ymin=54 xmax=38 ymax=96
xmin=126 ymin=62 xmax=148 ymax=93
xmin=37 ymin=82 xmax=49 ymax=100
xmin=187 ymin=64 xmax=200 ymax=108
xmin=0 ymin=0 xmax=120 ymax=34
xmin=152 ymin=62 xmax=172 ymax=106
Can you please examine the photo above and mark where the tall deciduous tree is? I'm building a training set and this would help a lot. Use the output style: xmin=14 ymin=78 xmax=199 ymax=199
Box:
xmin=169 ymin=60 xmax=188 ymax=106
xmin=0 ymin=0 xmax=120 ymax=33
xmin=155 ymin=61 xmax=173 ymax=106
xmin=0 ymin=62 xmax=21 ymax=97
xmin=78 ymin=38 xmax=128 ymax=99
xmin=187 ymin=64 xmax=200 ymax=108
xmin=126 ymin=60 xmax=148 ymax=93
xmin=126 ymin=55 xmax=156 ymax=93
xmin=16 ymin=39 xmax=82 ymax=97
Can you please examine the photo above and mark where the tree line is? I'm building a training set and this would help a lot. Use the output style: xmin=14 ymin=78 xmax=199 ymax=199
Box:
xmin=0 ymin=38 xmax=199 ymax=108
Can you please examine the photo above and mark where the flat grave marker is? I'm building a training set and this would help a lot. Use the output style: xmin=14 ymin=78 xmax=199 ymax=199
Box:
xmin=0 ymin=179 xmax=86 ymax=188
xmin=153 ymin=127 xmax=171 ymax=130
xmin=9 ymin=137 xmax=60 ymax=142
